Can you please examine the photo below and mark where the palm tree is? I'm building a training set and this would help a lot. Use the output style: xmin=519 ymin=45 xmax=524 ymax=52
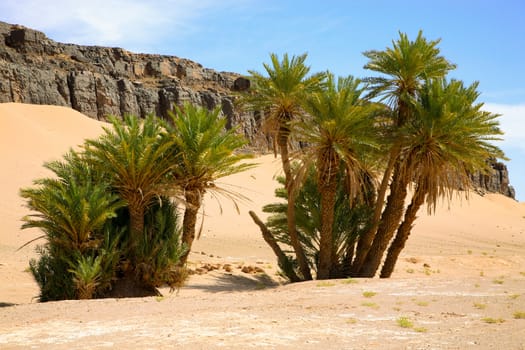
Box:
xmin=84 ymin=115 xmax=177 ymax=259
xmin=261 ymin=166 xmax=375 ymax=280
xmin=379 ymin=78 xmax=504 ymax=277
xmin=166 ymin=103 xmax=254 ymax=265
xmin=245 ymin=53 xmax=325 ymax=280
xmin=354 ymin=31 xmax=456 ymax=276
xmin=20 ymin=151 xmax=124 ymax=300
xmin=20 ymin=151 xmax=123 ymax=254
xmin=296 ymin=74 xmax=379 ymax=279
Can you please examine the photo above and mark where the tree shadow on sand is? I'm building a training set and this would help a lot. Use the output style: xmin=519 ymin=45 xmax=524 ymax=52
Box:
xmin=181 ymin=272 xmax=281 ymax=293
xmin=0 ymin=302 xmax=16 ymax=308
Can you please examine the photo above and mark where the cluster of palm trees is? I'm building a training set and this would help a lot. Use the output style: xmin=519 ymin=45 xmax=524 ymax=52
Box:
xmin=245 ymin=31 xmax=504 ymax=280
xmin=21 ymin=31 xmax=505 ymax=300
xmin=21 ymin=104 xmax=252 ymax=300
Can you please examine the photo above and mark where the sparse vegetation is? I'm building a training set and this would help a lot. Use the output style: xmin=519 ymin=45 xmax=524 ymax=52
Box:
xmin=362 ymin=291 xmax=377 ymax=298
xmin=473 ymin=302 xmax=487 ymax=309
xmin=492 ymin=278 xmax=504 ymax=285
xmin=481 ymin=317 xmax=505 ymax=324
xmin=341 ymin=278 xmax=358 ymax=284
xmin=513 ymin=311 xmax=525 ymax=319
xmin=361 ymin=302 xmax=380 ymax=309
xmin=397 ymin=316 xmax=414 ymax=328
xmin=316 ymin=281 xmax=336 ymax=287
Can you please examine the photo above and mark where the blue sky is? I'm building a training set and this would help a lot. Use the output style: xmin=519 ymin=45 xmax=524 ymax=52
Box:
xmin=2 ymin=0 xmax=524 ymax=200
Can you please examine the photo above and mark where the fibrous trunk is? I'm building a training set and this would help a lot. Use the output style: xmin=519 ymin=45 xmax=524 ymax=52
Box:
xmin=249 ymin=210 xmax=301 ymax=282
xmin=380 ymin=184 xmax=425 ymax=278
xmin=180 ymin=190 xmax=200 ymax=265
xmin=351 ymin=146 xmax=398 ymax=273
xmin=357 ymin=164 xmax=408 ymax=277
xmin=128 ymin=203 xmax=145 ymax=261
xmin=317 ymin=167 xmax=338 ymax=280
xmin=278 ymin=125 xmax=312 ymax=280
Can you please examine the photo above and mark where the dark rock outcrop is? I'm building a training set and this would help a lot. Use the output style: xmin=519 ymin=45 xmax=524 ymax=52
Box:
xmin=470 ymin=159 xmax=515 ymax=199
xmin=0 ymin=21 xmax=515 ymax=199
xmin=0 ymin=21 xmax=262 ymax=144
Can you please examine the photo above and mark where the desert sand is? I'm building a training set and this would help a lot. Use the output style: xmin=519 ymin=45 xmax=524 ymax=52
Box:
xmin=0 ymin=103 xmax=524 ymax=349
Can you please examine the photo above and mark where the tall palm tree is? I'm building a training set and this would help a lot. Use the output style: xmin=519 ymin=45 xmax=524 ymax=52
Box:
xmin=84 ymin=115 xmax=177 ymax=258
xmin=166 ymin=103 xmax=254 ymax=265
xmin=354 ymin=31 xmax=456 ymax=276
xmin=296 ymin=74 xmax=379 ymax=279
xmin=379 ymin=79 xmax=504 ymax=277
xmin=245 ymin=53 xmax=325 ymax=280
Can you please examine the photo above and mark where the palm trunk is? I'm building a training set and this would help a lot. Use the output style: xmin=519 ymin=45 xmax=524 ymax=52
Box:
xmin=180 ymin=191 xmax=200 ymax=265
xmin=128 ymin=203 xmax=145 ymax=261
xmin=357 ymin=164 xmax=409 ymax=277
xmin=278 ymin=125 xmax=312 ymax=280
xmin=341 ymin=238 xmax=356 ymax=277
xmin=249 ymin=210 xmax=301 ymax=282
xmin=351 ymin=146 xmax=399 ymax=273
xmin=380 ymin=184 xmax=425 ymax=278
xmin=317 ymin=169 xmax=338 ymax=280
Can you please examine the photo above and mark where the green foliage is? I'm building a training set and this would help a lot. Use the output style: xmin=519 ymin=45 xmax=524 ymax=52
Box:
xmin=21 ymin=113 xmax=188 ymax=300
xmin=84 ymin=114 xmax=178 ymax=251
xmin=166 ymin=102 xmax=253 ymax=264
xmin=29 ymin=245 xmax=75 ymax=301
xmin=135 ymin=198 xmax=187 ymax=289
xmin=363 ymin=30 xmax=456 ymax=111
xmin=401 ymin=78 xmax=505 ymax=213
xmin=21 ymin=151 xmax=124 ymax=301
xmin=513 ymin=311 xmax=525 ymax=319
xmin=263 ymin=165 xmax=374 ymax=278
xmin=396 ymin=316 xmax=414 ymax=328
xmin=245 ymin=53 xmax=326 ymax=134
xmin=167 ymin=102 xmax=253 ymax=193
xmin=68 ymin=254 xmax=103 ymax=299
xmin=20 ymin=151 xmax=123 ymax=253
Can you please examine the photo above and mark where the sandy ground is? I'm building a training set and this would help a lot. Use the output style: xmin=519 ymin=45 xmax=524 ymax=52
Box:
xmin=0 ymin=103 xmax=524 ymax=349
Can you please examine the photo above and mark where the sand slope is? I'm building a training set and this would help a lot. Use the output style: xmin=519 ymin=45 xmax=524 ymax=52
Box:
xmin=0 ymin=103 xmax=107 ymax=303
xmin=0 ymin=103 xmax=524 ymax=349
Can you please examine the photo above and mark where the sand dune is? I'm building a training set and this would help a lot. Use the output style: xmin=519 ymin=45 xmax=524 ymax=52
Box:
xmin=0 ymin=103 xmax=524 ymax=349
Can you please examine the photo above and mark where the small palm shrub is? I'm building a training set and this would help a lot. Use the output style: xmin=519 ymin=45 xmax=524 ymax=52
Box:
xmin=29 ymin=245 xmax=75 ymax=301
xmin=22 ymin=151 xmax=124 ymax=301
xmin=68 ymin=255 xmax=103 ymax=300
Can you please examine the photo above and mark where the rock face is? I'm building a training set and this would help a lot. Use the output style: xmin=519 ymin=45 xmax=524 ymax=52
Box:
xmin=0 ymin=21 xmax=266 ymax=149
xmin=0 ymin=21 xmax=515 ymax=199
xmin=470 ymin=159 xmax=515 ymax=199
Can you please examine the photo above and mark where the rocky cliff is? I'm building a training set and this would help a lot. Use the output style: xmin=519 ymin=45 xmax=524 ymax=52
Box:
xmin=0 ymin=21 xmax=515 ymax=199
xmin=0 ymin=21 xmax=263 ymax=147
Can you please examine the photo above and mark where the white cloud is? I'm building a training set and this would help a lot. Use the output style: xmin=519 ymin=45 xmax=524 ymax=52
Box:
xmin=484 ymin=103 xmax=525 ymax=152
xmin=0 ymin=0 xmax=250 ymax=49
xmin=484 ymin=103 xmax=525 ymax=201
